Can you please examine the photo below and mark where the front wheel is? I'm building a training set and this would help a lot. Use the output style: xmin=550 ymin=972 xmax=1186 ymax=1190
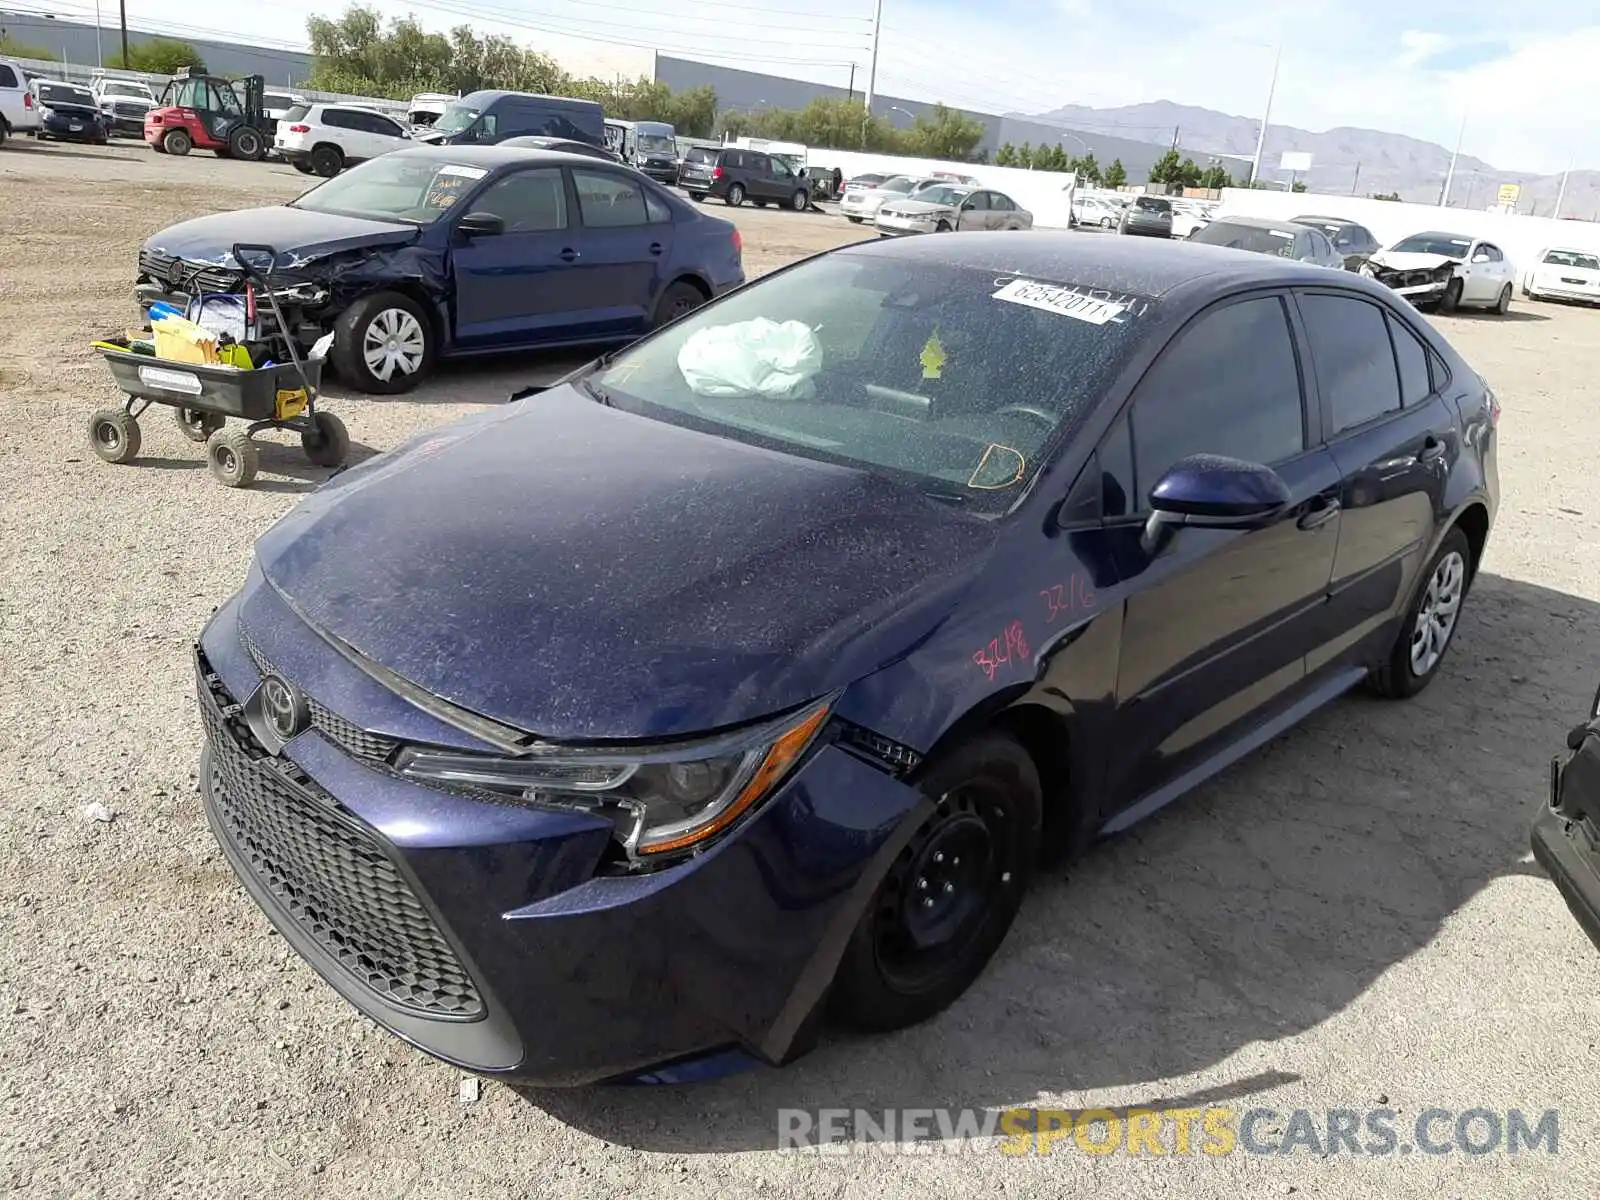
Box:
xmin=300 ymin=410 xmax=350 ymax=467
xmin=935 ymin=220 xmax=952 ymax=233
xmin=724 ymin=183 xmax=746 ymax=207
xmin=830 ymin=731 xmax=1042 ymax=1032
xmin=687 ymin=191 xmax=706 ymax=202
xmin=1439 ymin=278 xmax=1463 ymax=314
xmin=173 ymin=406 xmax=223 ymax=443
xmin=292 ymin=161 xmax=315 ymax=175
xmin=87 ymin=408 xmax=140 ymax=464
xmin=228 ymin=126 xmax=265 ymax=161
xmin=791 ymin=189 xmax=809 ymax=211
xmin=331 ymin=291 xmax=434 ymax=394
xmin=205 ymin=427 xmax=259 ymax=488
xmin=846 ymin=215 xmax=864 ymax=224
xmin=1371 ymin=527 xmax=1473 ymax=699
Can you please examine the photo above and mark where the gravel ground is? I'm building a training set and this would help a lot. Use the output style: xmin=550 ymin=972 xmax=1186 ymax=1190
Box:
xmin=2 ymin=137 xmax=1598 ymax=1199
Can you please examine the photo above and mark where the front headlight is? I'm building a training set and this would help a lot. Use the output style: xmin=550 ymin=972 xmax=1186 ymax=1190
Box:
xmin=1359 ymin=262 xmax=1376 ymax=278
xmin=395 ymin=698 xmax=833 ymax=864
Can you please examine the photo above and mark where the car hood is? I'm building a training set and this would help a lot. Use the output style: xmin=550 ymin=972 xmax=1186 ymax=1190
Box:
xmin=1535 ymin=262 xmax=1600 ymax=281
xmin=253 ymin=387 xmax=999 ymax=741
xmin=143 ymin=206 xmax=420 ymax=267
xmin=42 ymin=99 xmax=100 ymax=117
xmin=1369 ymin=250 xmax=1463 ymax=271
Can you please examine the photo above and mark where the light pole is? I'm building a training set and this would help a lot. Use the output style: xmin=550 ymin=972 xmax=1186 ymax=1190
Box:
xmin=1249 ymin=44 xmax=1280 ymax=185
xmin=1058 ymin=131 xmax=1089 ymax=156
xmin=1555 ymin=156 xmax=1573 ymax=220
xmin=1439 ymin=110 xmax=1467 ymax=207
xmin=864 ymin=0 xmax=884 ymax=115
xmin=887 ymin=105 xmax=916 ymax=126
xmin=94 ymin=0 xmax=103 ymax=68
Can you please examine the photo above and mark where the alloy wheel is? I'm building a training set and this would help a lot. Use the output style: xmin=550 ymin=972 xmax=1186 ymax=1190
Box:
xmin=1410 ymin=549 xmax=1466 ymax=676
xmin=362 ymin=308 xmax=427 ymax=383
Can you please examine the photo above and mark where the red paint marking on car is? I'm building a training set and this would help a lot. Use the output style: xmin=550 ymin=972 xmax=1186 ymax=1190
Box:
xmin=972 ymin=620 xmax=1031 ymax=680
xmin=1040 ymin=575 xmax=1098 ymax=623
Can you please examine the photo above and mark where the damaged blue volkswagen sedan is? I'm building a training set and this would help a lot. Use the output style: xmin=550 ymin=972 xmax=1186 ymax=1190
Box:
xmin=196 ymin=232 xmax=1498 ymax=1086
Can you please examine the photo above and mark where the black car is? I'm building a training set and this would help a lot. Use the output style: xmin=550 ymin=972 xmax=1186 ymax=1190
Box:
xmin=1535 ymin=682 xmax=1600 ymax=951
xmin=679 ymin=146 xmax=812 ymax=211
xmin=31 ymin=80 xmax=108 ymax=144
xmin=1292 ymin=214 xmax=1382 ymax=272
xmin=500 ymin=135 xmax=622 ymax=163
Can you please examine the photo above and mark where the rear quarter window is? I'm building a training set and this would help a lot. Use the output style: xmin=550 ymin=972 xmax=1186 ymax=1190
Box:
xmin=0 ymin=66 xmax=18 ymax=89
xmin=282 ymin=105 xmax=310 ymax=122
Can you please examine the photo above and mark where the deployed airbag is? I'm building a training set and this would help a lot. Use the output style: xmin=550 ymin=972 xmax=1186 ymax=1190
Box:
xmin=677 ymin=318 xmax=823 ymax=399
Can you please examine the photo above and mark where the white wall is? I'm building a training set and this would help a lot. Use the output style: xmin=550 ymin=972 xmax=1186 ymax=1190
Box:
xmin=1215 ymin=187 xmax=1600 ymax=280
xmin=810 ymin=148 xmax=1079 ymax=230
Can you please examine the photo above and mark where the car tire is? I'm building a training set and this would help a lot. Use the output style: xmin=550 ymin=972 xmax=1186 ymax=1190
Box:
xmin=791 ymin=189 xmax=809 ymax=211
xmin=830 ymin=730 xmax=1042 ymax=1033
xmin=847 ymin=215 xmax=864 ymax=224
xmin=331 ymin=291 xmax=435 ymax=395
xmin=205 ymin=427 xmax=259 ymax=489
xmin=1101 ymin=217 xmax=1114 ymax=228
xmin=228 ymin=125 xmax=265 ymax=161
xmin=310 ymin=144 xmax=343 ymax=177
xmin=292 ymin=161 xmax=315 ymax=175
xmin=724 ymin=183 xmax=745 ymax=207
xmin=688 ymin=191 xmax=706 ymax=202
xmin=1371 ymin=526 xmax=1473 ymax=700
xmin=300 ymin=410 xmax=350 ymax=467
xmin=162 ymin=128 xmax=192 ymax=156
xmin=1439 ymin=278 xmax=1463 ymax=314
xmin=1494 ymin=284 xmax=1512 ymax=315
xmin=651 ymin=280 xmax=706 ymax=329
xmin=87 ymin=408 xmax=140 ymax=464
xmin=0 ymin=122 xmax=7 ymax=148
xmin=935 ymin=220 xmax=952 ymax=233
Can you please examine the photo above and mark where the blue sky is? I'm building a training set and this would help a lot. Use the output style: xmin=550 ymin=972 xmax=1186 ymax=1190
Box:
xmin=102 ymin=0 xmax=1600 ymax=173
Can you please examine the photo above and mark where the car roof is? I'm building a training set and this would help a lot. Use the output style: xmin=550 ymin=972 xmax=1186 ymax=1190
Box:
xmin=459 ymin=89 xmax=599 ymax=107
xmin=388 ymin=144 xmax=612 ymax=168
xmin=1209 ymin=215 xmax=1308 ymax=230
xmin=1293 ymin=214 xmax=1361 ymax=225
xmin=1405 ymin=230 xmax=1474 ymax=240
xmin=841 ymin=229 xmax=1347 ymax=298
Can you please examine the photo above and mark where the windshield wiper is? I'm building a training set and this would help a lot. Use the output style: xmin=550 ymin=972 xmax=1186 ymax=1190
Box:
xmin=575 ymin=374 xmax=613 ymax=407
xmin=920 ymin=486 xmax=969 ymax=507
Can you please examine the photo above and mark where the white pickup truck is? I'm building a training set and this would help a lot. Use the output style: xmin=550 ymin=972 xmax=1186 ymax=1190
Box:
xmin=0 ymin=57 xmax=42 ymax=143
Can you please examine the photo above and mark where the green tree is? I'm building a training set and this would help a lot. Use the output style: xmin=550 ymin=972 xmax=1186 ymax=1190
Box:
xmin=1148 ymin=148 xmax=1182 ymax=184
xmin=1291 ymin=179 xmax=1308 ymax=192
xmin=1073 ymin=151 xmax=1100 ymax=183
xmin=1103 ymin=158 xmax=1127 ymax=189
xmin=1176 ymin=156 xmax=1202 ymax=188
xmin=994 ymin=142 xmax=1017 ymax=167
xmin=107 ymin=38 xmax=206 ymax=74
xmin=1199 ymin=162 xmax=1232 ymax=190
xmin=1369 ymin=190 xmax=1402 ymax=201
xmin=903 ymin=102 xmax=985 ymax=159
xmin=1018 ymin=141 xmax=1033 ymax=168
xmin=0 ymin=32 xmax=49 ymax=59
xmin=1049 ymin=143 xmax=1071 ymax=171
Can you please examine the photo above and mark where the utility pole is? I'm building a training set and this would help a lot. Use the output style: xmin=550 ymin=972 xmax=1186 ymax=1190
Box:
xmin=863 ymin=0 xmax=883 ymax=116
xmin=1171 ymin=125 xmax=1179 ymax=150
xmin=847 ymin=63 xmax=856 ymax=104
xmin=94 ymin=0 xmax=103 ymax=68
xmin=1350 ymin=161 xmax=1360 ymax=195
xmin=1438 ymin=110 xmax=1466 ymax=207
xmin=1554 ymin=158 xmax=1572 ymax=220
xmin=118 ymin=0 xmax=128 ymax=66
xmin=1249 ymin=44 xmax=1280 ymax=185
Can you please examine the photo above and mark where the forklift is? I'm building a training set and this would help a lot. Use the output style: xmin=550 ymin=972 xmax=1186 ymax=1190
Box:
xmin=144 ymin=68 xmax=275 ymax=161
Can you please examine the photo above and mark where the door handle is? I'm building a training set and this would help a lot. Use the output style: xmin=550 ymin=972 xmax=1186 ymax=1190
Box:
xmin=648 ymin=242 xmax=664 ymax=256
xmin=559 ymin=248 xmax=580 ymax=262
xmin=1297 ymin=498 xmax=1341 ymax=530
xmin=1416 ymin=438 xmax=1446 ymax=464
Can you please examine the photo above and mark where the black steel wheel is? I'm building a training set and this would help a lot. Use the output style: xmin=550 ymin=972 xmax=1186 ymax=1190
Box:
xmin=173 ymin=406 xmax=223 ymax=443
xmin=205 ymin=426 xmax=259 ymax=488
xmin=87 ymin=408 xmax=141 ymax=464
xmin=831 ymin=731 xmax=1042 ymax=1032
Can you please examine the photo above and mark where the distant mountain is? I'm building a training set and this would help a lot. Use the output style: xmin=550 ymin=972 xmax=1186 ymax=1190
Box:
xmin=1018 ymin=99 xmax=1599 ymax=220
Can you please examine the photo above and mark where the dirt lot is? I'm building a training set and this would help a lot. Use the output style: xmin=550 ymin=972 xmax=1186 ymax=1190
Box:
xmin=2 ymin=137 xmax=1598 ymax=1199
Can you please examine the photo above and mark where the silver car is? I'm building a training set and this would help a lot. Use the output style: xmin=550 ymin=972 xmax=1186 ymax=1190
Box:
xmin=1189 ymin=216 xmax=1344 ymax=270
xmin=838 ymin=174 xmax=941 ymax=224
xmin=875 ymin=185 xmax=1034 ymax=236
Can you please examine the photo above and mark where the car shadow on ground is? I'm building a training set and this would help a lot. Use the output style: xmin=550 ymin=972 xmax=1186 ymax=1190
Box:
xmin=1447 ymin=309 xmax=1549 ymax=323
xmin=523 ymin=571 xmax=1589 ymax=1153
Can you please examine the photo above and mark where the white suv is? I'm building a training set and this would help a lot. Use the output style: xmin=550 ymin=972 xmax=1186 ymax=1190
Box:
xmin=0 ymin=58 xmax=41 ymax=144
xmin=275 ymin=103 xmax=411 ymax=177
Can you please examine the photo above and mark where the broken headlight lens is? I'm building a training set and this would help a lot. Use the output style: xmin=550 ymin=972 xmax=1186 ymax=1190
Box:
xmin=394 ymin=699 xmax=832 ymax=863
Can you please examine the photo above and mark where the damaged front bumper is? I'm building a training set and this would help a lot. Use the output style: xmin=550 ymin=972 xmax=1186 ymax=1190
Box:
xmin=1367 ymin=264 xmax=1455 ymax=303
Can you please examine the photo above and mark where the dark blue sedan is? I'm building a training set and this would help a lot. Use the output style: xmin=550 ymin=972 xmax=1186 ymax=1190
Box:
xmin=135 ymin=146 xmax=745 ymax=394
xmin=196 ymin=233 xmax=1498 ymax=1085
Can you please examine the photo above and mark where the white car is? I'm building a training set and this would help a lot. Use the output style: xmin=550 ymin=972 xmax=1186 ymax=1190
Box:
xmin=1170 ymin=201 xmax=1216 ymax=239
xmin=91 ymin=77 xmax=156 ymax=108
xmin=1522 ymin=248 xmax=1600 ymax=305
xmin=275 ymin=103 xmax=412 ymax=177
xmin=0 ymin=57 xmax=42 ymax=142
xmin=1073 ymin=196 xmax=1122 ymax=229
xmin=838 ymin=174 xmax=940 ymax=224
xmin=875 ymin=184 xmax=1033 ymax=235
xmin=1362 ymin=231 xmax=1516 ymax=314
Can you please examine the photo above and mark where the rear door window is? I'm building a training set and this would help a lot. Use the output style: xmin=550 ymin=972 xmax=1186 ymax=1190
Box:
xmin=1387 ymin=314 xmax=1433 ymax=407
xmin=573 ymin=169 xmax=649 ymax=228
xmin=1297 ymin=292 xmax=1402 ymax=433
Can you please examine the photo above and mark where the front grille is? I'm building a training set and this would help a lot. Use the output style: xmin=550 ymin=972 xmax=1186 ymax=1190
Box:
xmin=1378 ymin=268 xmax=1444 ymax=290
xmin=137 ymin=247 xmax=243 ymax=294
xmin=238 ymin=625 xmax=399 ymax=764
xmin=199 ymin=656 xmax=484 ymax=1019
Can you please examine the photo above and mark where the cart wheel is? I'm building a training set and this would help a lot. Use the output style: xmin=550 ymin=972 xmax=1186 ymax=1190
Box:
xmin=300 ymin=411 xmax=350 ymax=468
xmin=87 ymin=408 xmax=141 ymax=464
xmin=174 ymin=406 xmax=223 ymax=443
xmin=206 ymin=427 xmax=259 ymax=489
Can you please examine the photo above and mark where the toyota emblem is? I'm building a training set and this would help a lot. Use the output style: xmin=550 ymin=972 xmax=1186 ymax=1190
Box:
xmin=259 ymin=674 xmax=309 ymax=742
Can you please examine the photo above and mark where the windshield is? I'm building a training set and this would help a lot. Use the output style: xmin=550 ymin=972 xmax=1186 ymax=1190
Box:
xmin=290 ymin=156 xmax=490 ymax=224
xmin=638 ymin=133 xmax=676 ymax=154
xmin=915 ymin=186 xmax=971 ymax=206
xmin=1390 ymin=233 xmax=1472 ymax=257
xmin=1543 ymin=250 xmax=1600 ymax=270
xmin=591 ymin=252 xmax=1149 ymax=515
xmin=39 ymin=83 xmax=95 ymax=105
xmin=433 ymin=103 xmax=480 ymax=134
xmin=878 ymin=176 xmax=917 ymax=194
xmin=102 ymin=82 xmax=150 ymax=99
xmin=1193 ymin=221 xmax=1297 ymax=256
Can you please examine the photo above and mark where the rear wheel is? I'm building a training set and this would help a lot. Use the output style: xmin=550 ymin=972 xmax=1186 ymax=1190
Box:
xmin=300 ymin=410 xmax=350 ymax=467
xmin=310 ymin=143 xmax=343 ymax=177
xmin=688 ymin=191 xmax=706 ymax=202
xmin=162 ymin=128 xmax=192 ymax=156
xmin=205 ymin=427 xmax=258 ymax=489
xmin=724 ymin=183 xmax=746 ymax=207
xmin=846 ymin=215 xmax=864 ymax=224
xmin=173 ymin=407 xmax=223 ymax=443
xmin=1494 ymin=283 xmax=1512 ymax=315
xmin=1371 ymin=527 xmax=1473 ymax=699
xmin=831 ymin=731 xmax=1042 ymax=1032
xmin=652 ymin=280 xmax=706 ymax=328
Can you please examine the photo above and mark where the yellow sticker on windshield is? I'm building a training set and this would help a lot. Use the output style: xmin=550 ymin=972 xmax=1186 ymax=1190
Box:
xmin=920 ymin=330 xmax=947 ymax=379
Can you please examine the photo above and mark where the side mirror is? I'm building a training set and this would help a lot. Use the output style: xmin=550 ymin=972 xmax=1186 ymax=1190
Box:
xmin=1471 ymin=252 xmax=1490 ymax=264
xmin=457 ymin=211 xmax=505 ymax=238
xmin=1142 ymin=454 xmax=1291 ymax=548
